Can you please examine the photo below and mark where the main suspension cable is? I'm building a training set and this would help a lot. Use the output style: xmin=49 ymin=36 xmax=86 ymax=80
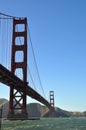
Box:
xmin=27 ymin=21 xmax=46 ymax=98
xmin=0 ymin=12 xmax=24 ymax=19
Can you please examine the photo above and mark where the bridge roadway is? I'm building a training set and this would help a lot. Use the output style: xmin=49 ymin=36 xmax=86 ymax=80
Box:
xmin=0 ymin=64 xmax=52 ymax=109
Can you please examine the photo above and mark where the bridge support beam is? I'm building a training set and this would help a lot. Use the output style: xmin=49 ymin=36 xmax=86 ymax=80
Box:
xmin=7 ymin=18 xmax=28 ymax=119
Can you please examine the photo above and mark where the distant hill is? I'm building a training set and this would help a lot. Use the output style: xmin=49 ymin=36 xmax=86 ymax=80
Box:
xmin=0 ymin=98 xmax=8 ymax=105
xmin=0 ymin=98 xmax=9 ymax=118
xmin=0 ymin=98 xmax=86 ymax=118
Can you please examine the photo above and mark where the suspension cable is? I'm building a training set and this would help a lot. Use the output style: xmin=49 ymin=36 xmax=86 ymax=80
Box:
xmin=27 ymin=21 xmax=46 ymax=98
xmin=0 ymin=12 xmax=46 ymax=98
xmin=1 ymin=18 xmax=4 ymax=65
xmin=0 ymin=12 xmax=24 ymax=19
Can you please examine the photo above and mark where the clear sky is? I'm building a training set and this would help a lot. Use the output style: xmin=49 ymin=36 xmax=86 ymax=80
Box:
xmin=0 ymin=0 xmax=86 ymax=112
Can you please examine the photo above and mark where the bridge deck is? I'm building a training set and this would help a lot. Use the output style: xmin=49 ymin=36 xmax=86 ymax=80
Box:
xmin=0 ymin=64 xmax=52 ymax=109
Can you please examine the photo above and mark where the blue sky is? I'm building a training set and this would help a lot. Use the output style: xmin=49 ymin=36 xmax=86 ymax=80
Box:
xmin=0 ymin=0 xmax=86 ymax=112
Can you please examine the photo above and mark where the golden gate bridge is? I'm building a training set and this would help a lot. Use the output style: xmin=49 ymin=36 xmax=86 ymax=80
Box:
xmin=0 ymin=13 xmax=55 ymax=119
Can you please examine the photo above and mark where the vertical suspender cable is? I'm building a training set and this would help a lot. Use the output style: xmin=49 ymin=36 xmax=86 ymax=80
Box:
xmin=7 ymin=18 xmax=11 ymax=70
xmin=0 ymin=15 xmax=1 ymax=64
xmin=1 ymin=18 xmax=3 ymax=64
xmin=6 ymin=19 xmax=8 ymax=68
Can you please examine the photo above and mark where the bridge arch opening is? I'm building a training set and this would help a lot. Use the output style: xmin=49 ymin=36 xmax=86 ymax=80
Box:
xmin=15 ymin=24 xmax=25 ymax=32
xmin=15 ymin=51 xmax=24 ymax=62
xmin=15 ymin=36 xmax=24 ymax=45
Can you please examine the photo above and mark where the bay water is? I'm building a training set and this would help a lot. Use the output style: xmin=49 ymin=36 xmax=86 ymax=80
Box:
xmin=1 ymin=117 xmax=86 ymax=130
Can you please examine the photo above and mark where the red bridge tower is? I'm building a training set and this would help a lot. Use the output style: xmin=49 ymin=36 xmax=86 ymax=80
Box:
xmin=49 ymin=91 xmax=56 ymax=117
xmin=50 ymin=91 xmax=54 ymax=108
xmin=7 ymin=18 xmax=28 ymax=119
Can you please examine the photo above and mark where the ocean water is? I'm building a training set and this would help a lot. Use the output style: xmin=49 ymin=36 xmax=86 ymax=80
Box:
xmin=1 ymin=117 xmax=86 ymax=130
